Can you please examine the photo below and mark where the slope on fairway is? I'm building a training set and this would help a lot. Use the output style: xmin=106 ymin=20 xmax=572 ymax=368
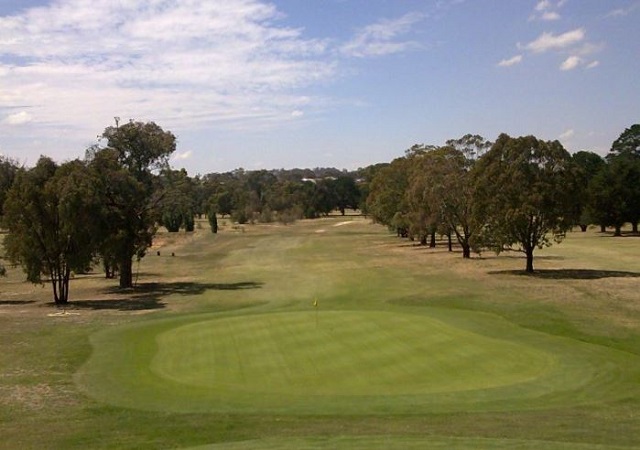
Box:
xmin=76 ymin=307 xmax=640 ymax=415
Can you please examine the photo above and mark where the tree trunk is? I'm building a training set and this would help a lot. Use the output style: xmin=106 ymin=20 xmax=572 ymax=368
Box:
xmin=579 ymin=224 xmax=587 ymax=232
xmin=525 ymin=248 xmax=534 ymax=273
xmin=462 ymin=243 xmax=471 ymax=259
xmin=614 ymin=225 xmax=622 ymax=237
xmin=429 ymin=230 xmax=436 ymax=248
xmin=119 ymin=257 xmax=133 ymax=288
xmin=633 ymin=222 xmax=638 ymax=233
xmin=447 ymin=233 xmax=452 ymax=252
xmin=600 ymin=224 xmax=606 ymax=233
xmin=420 ymin=235 xmax=427 ymax=246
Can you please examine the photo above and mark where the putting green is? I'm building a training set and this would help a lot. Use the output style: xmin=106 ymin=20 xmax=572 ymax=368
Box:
xmin=152 ymin=311 xmax=551 ymax=395
xmin=76 ymin=308 xmax=640 ymax=415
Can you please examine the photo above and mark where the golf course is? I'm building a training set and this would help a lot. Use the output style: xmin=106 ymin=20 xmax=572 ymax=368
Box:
xmin=1 ymin=216 xmax=639 ymax=449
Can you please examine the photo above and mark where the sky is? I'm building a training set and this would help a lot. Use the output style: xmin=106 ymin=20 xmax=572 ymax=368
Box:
xmin=0 ymin=0 xmax=638 ymax=174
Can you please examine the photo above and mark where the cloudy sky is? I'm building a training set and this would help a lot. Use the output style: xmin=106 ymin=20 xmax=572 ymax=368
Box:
xmin=0 ymin=0 xmax=638 ymax=173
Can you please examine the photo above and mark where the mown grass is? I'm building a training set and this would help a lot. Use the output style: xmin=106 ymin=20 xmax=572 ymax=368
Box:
xmin=1 ymin=219 xmax=640 ymax=449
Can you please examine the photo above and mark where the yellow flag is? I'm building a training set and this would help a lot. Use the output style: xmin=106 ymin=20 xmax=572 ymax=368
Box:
xmin=313 ymin=299 xmax=318 ymax=307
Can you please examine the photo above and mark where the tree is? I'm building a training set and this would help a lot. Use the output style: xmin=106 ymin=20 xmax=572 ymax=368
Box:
xmin=367 ymin=157 xmax=411 ymax=235
xmin=586 ymin=161 xmax=627 ymax=236
xmin=331 ymin=176 xmax=360 ymax=215
xmin=158 ymin=168 xmax=195 ymax=232
xmin=572 ymin=151 xmax=605 ymax=231
xmin=473 ymin=134 xmax=577 ymax=272
xmin=446 ymin=133 xmax=492 ymax=161
xmin=410 ymin=145 xmax=484 ymax=257
xmin=3 ymin=157 xmax=100 ymax=304
xmin=0 ymin=156 xmax=20 ymax=221
xmin=90 ymin=120 xmax=176 ymax=288
xmin=207 ymin=197 xmax=218 ymax=233
xmin=609 ymin=124 xmax=640 ymax=159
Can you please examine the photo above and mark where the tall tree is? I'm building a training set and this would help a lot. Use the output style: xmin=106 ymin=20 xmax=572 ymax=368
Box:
xmin=608 ymin=124 xmax=640 ymax=159
xmin=411 ymin=145 xmax=483 ymax=257
xmin=586 ymin=161 xmax=627 ymax=236
xmin=572 ymin=151 xmax=606 ymax=231
xmin=3 ymin=157 xmax=100 ymax=304
xmin=367 ymin=157 xmax=411 ymax=235
xmin=158 ymin=168 xmax=195 ymax=232
xmin=473 ymin=134 xmax=577 ymax=272
xmin=91 ymin=120 xmax=176 ymax=288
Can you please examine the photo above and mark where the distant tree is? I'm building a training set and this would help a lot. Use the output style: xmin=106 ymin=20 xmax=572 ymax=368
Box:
xmin=90 ymin=120 xmax=176 ymax=288
xmin=158 ymin=168 xmax=195 ymax=232
xmin=206 ymin=198 xmax=218 ymax=233
xmin=3 ymin=157 xmax=100 ymax=304
xmin=608 ymin=124 xmax=640 ymax=159
xmin=367 ymin=157 xmax=411 ymax=235
xmin=445 ymin=133 xmax=492 ymax=161
xmin=331 ymin=176 xmax=360 ymax=215
xmin=572 ymin=151 xmax=606 ymax=231
xmin=0 ymin=156 xmax=20 ymax=221
xmin=314 ymin=179 xmax=338 ymax=216
xmin=411 ymin=145 xmax=483 ymax=257
xmin=473 ymin=134 xmax=577 ymax=272
xmin=586 ymin=162 xmax=627 ymax=236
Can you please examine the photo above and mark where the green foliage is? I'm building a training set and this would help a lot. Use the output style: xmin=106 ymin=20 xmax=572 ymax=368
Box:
xmin=90 ymin=120 xmax=176 ymax=287
xmin=158 ymin=168 xmax=196 ymax=232
xmin=366 ymin=157 xmax=411 ymax=230
xmin=0 ymin=155 xmax=20 ymax=220
xmin=473 ymin=134 xmax=577 ymax=272
xmin=2 ymin=157 xmax=101 ymax=303
xmin=609 ymin=123 xmax=640 ymax=159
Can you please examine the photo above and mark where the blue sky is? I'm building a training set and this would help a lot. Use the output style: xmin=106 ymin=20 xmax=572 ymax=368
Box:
xmin=0 ymin=0 xmax=638 ymax=174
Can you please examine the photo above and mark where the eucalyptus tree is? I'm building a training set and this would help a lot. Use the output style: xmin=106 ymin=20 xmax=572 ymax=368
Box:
xmin=410 ymin=145 xmax=483 ymax=257
xmin=473 ymin=134 xmax=577 ymax=272
xmin=586 ymin=161 xmax=627 ymax=236
xmin=366 ymin=157 xmax=411 ymax=235
xmin=0 ymin=155 xmax=20 ymax=220
xmin=608 ymin=124 xmax=640 ymax=159
xmin=89 ymin=120 xmax=176 ymax=288
xmin=158 ymin=168 xmax=196 ymax=232
xmin=572 ymin=151 xmax=606 ymax=231
xmin=3 ymin=157 xmax=101 ymax=304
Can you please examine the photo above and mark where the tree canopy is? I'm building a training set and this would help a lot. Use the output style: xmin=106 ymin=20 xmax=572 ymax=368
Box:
xmin=3 ymin=157 xmax=101 ymax=304
xmin=473 ymin=134 xmax=577 ymax=272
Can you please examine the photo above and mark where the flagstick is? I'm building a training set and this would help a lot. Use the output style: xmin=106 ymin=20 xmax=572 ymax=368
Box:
xmin=314 ymin=298 xmax=318 ymax=329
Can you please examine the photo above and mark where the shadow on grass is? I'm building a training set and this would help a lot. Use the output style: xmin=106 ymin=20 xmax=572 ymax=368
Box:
xmin=489 ymin=269 xmax=640 ymax=280
xmin=49 ymin=281 xmax=264 ymax=311
xmin=0 ymin=300 xmax=36 ymax=306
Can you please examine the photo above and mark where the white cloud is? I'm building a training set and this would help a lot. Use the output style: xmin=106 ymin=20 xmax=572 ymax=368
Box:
xmin=522 ymin=28 xmax=585 ymax=53
xmin=541 ymin=11 xmax=561 ymax=21
xmin=4 ymin=111 xmax=33 ymax=125
xmin=530 ymin=0 xmax=566 ymax=21
xmin=0 ymin=0 xmax=339 ymax=151
xmin=497 ymin=55 xmax=523 ymax=67
xmin=559 ymin=129 xmax=575 ymax=139
xmin=606 ymin=3 xmax=640 ymax=18
xmin=291 ymin=110 xmax=304 ymax=118
xmin=172 ymin=150 xmax=192 ymax=161
xmin=560 ymin=55 xmax=581 ymax=71
xmin=340 ymin=13 xmax=425 ymax=58
xmin=586 ymin=60 xmax=600 ymax=69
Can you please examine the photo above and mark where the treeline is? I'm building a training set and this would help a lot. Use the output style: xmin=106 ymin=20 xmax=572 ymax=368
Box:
xmin=0 ymin=121 xmax=638 ymax=304
xmin=366 ymin=126 xmax=640 ymax=272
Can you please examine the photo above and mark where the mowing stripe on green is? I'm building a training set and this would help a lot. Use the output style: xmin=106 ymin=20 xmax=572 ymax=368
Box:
xmin=75 ymin=307 xmax=640 ymax=415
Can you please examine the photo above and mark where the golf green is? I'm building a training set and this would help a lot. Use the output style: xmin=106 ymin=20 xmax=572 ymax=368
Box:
xmin=152 ymin=311 xmax=551 ymax=395
xmin=76 ymin=307 xmax=639 ymax=415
